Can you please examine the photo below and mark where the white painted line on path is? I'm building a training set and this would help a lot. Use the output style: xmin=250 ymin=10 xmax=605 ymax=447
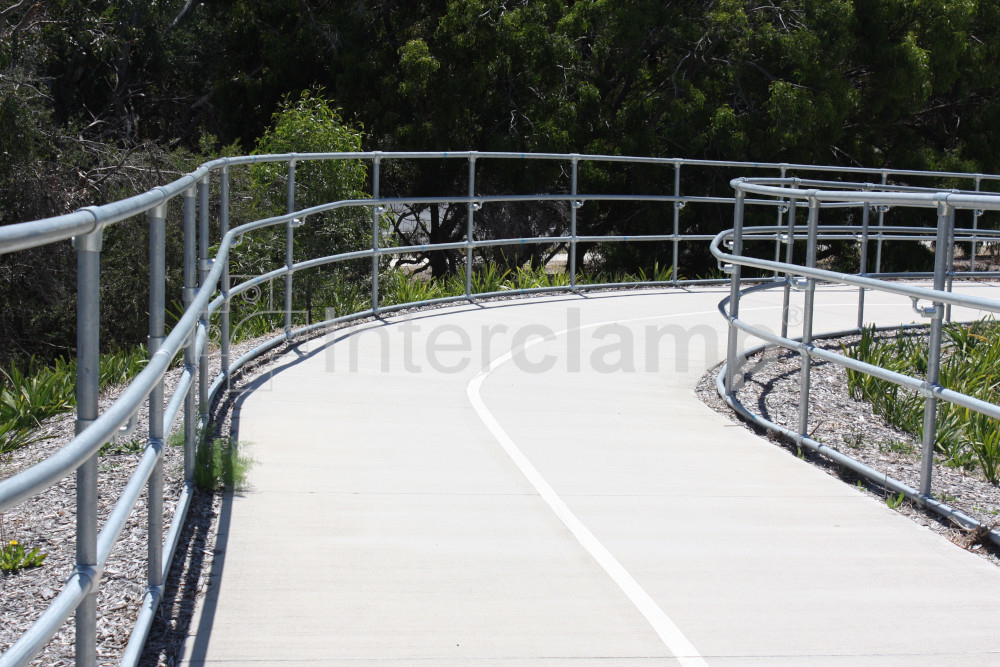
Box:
xmin=464 ymin=298 xmax=911 ymax=664
xmin=466 ymin=309 xmax=714 ymax=666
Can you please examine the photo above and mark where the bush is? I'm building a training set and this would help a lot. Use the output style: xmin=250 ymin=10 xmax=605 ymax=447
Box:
xmin=233 ymin=89 xmax=385 ymax=324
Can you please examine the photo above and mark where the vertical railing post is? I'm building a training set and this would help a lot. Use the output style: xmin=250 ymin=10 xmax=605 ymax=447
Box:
xmin=724 ymin=186 xmax=746 ymax=396
xmin=147 ymin=203 xmax=167 ymax=609
xmin=466 ymin=153 xmax=477 ymax=297
xmin=772 ymin=165 xmax=787 ymax=280
xmin=780 ymin=198 xmax=797 ymax=339
xmin=920 ymin=201 xmax=953 ymax=497
xmin=875 ymin=172 xmax=888 ymax=273
xmin=970 ymin=176 xmax=982 ymax=273
xmin=198 ymin=176 xmax=211 ymax=427
xmin=285 ymin=159 xmax=296 ymax=335
xmin=182 ymin=187 xmax=197 ymax=484
xmin=857 ymin=199 xmax=871 ymax=329
xmin=220 ymin=166 xmax=231 ymax=381
xmin=371 ymin=153 xmax=381 ymax=315
xmin=570 ymin=156 xmax=580 ymax=290
xmin=945 ymin=198 xmax=957 ymax=323
xmin=672 ymin=161 xmax=681 ymax=285
xmin=798 ymin=196 xmax=820 ymax=439
xmin=73 ymin=223 xmax=102 ymax=667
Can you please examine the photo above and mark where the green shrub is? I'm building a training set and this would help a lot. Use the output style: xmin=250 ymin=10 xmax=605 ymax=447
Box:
xmin=845 ymin=320 xmax=1000 ymax=483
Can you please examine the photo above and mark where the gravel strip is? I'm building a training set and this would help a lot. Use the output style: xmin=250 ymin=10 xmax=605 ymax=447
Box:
xmin=695 ymin=330 xmax=1000 ymax=566
xmin=0 ymin=331 xmax=291 ymax=666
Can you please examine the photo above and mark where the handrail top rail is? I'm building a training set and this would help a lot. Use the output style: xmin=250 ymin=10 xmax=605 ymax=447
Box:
xmin=732 ymin=176 xmax=1000 ymax=211
xmin=4 ymin=151 xmax=1000 ymax=255
xmin=710 ymin=226 xmax=1000 ymax=315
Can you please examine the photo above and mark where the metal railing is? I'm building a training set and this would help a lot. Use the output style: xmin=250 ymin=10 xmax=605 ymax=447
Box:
xmin=2 ymin=153 xmax=1000 ymax=665
xmin=713 ymin=177 xmax=1000 ymax=547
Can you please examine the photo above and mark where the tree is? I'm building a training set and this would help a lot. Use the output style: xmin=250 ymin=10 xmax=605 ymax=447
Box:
xmin=5 ymin=0 xmax=1000 ymax=326
xmin=239 ymin=90 xmax=374 ymax=322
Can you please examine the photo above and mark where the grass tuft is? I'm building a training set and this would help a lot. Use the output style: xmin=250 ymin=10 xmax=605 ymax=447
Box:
xmin=194 ymin=436 xmax=255 ymax=492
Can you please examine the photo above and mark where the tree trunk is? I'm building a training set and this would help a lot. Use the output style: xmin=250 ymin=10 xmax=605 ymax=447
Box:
xmin=428 ymin=205 xmax=449 ymax=278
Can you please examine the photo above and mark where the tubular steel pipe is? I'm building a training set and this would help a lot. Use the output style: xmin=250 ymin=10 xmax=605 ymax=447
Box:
xmin=780 ymin=197 xmax=797 ymax=340
xmin=371 ymin=154 xmax=381 ymax=314
xmin=797 ymin=198 xmax=820 ymax=438
xmin=163 ymin=324 xmax=207 ymax=439
xmin=711 ymin=232 xmax=1000 ymax=316
xmin=74 ymin=227 xmax=102 ymax=667
xmin=857 ymin=200 xmax=870 ymax=329
xmin=220 ymin=166 xmax=231 ymax=380
xmin=672 ymin=162 xmax=681 ymax=285
xmin=466 ymin=153 xmax=476 ymax=297
xmin=722 ymin=307 xmax=1000 ymax=421
xmin=96 ymin=444 xmax=162 ymax=568
xmin=285 ymin=159 xmax=296 ymax=334
xmin=4 ymin=152 xmax=999 ymax=257
xmin=119 ymin=481 xmax=194 ymax=666
xmin=0 ymin=272 xmax=213 ymax=516
xmin=772 ymin=165 xmax=787 ymax=279
xmin=570 ymin=156 xmax=579 ymax=289
xmin=945 ymin=205 xmax=957 ymax=323
xmin=724 ymin=189 xmax=746 ymax=395
xmin=148 ymin=204 xmax=167 ymax=442
xmin=0 ymin=573 xmax=93 ymax=666
xmin=182 ymin=188 xmax=197 ymax=485
xmin=919 ymin=202 xmax=953 ymax=496
xmin=1 ymin=166 xmax=997 ymax=516
xmin=732 ymin=179 xmax=1000 ymax=211
xmin=198 ymin=176 xmax=211 ymax=427
xmin=720 ymin=177 xmax=1000 ymax=526
xmin=971 ymin=176 xmax=982 ymax=272
xmin=876 ymin=175 xmax=888 ymax=272
xmin=146 ymin=203 xmax=167 ymax=623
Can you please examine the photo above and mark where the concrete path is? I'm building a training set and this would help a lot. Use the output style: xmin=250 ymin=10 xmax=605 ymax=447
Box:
xmin=181 ymin=283 xmax=1000 ymax=666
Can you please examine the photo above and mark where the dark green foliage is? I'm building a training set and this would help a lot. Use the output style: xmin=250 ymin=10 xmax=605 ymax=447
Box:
xmin=4 ymin=0 xmax=1000 ymax=368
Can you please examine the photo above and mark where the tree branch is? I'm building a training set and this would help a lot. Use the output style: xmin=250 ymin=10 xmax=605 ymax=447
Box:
xmin=0 ymin=0 xmax=32 ymax=21
xmin=166 ymin=0 xmax=198 ymax=33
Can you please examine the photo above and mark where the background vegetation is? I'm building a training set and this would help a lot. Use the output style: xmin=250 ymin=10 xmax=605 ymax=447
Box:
xmin=3 ymin=0 xmax=1000 ymax=369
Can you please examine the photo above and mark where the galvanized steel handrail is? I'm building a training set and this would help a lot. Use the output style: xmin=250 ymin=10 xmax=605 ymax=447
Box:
xmin=5 ymin=153 xmax=1000 ymax=255
xmin=715 ymin=176 xmax=1000 ymax=547
xmin=3 ymin=154 xmax=1000 ymax=666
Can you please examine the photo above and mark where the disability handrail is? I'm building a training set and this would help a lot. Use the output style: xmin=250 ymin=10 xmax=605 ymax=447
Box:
xmin=3 ymin=154 xmax=1000 ymax=666
xmin=715 ymin=176 xmax=1000 ymax=547
xmin=731 ymin=176 xmax=1000 ymax=210
xmin=5 ymin=152 xmax=1000 ymax=254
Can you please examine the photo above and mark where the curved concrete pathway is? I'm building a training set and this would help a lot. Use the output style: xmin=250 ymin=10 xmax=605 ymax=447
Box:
xmin=181 ymin=283 xmax=1000 ymax=665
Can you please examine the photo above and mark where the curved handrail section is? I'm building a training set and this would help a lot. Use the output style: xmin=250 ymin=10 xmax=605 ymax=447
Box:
xmin=3 ymin=156 xmax=1000 ymax=666
xmin=714 ymin=176 xmax=1000 ymax=547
